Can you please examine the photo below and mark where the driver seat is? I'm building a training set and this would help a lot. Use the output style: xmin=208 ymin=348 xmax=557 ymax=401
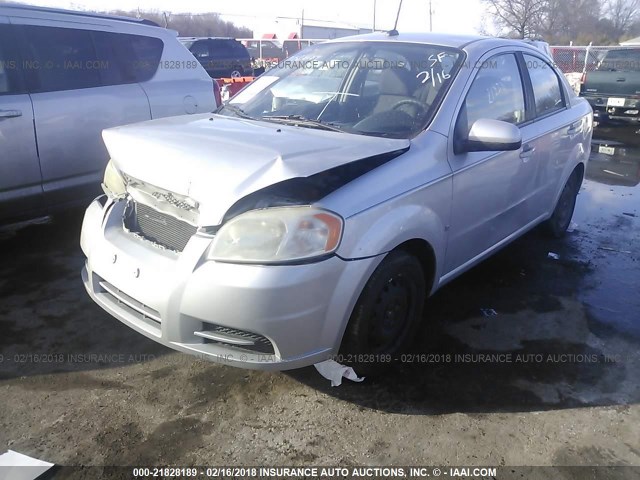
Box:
xmin=372 ymin=68 xmax=414 ymax=114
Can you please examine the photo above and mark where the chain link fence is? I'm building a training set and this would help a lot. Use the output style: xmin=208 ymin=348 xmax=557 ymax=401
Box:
xmin=550 ymin=46 xmax=615 ymax=74
xmin=550 ymin=45 xmax=639 ymax=93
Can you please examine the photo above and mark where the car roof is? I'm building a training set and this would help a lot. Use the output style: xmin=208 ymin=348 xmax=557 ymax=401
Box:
xmin=179 ymin=37 xmax=238 ymax=42
xmin=0 ymin=2 xmax=159 ymax=27
xmin=327 ymin=31 xmax=548 ymax=53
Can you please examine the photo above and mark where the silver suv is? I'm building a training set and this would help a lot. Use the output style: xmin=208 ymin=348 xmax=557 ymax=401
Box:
xmin=81 ymin=32 xmax=593 ymax=371
xmin=0 ymin=4 xmax=216 ymax=224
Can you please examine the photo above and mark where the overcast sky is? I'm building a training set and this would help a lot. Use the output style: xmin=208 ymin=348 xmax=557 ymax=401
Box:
xmin=18 ymin=0 xmax=488 ymax=35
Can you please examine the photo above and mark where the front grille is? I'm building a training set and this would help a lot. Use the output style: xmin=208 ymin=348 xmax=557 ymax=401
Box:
xmin=124 ymin=202 xmax=197 ymax=252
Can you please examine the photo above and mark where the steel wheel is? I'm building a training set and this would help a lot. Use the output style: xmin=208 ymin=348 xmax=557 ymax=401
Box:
xmin=340 ymin=250 xmax=426 ymax=371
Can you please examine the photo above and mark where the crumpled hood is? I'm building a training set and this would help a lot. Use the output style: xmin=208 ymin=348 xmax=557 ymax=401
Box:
xmin=103 ymin=114 xmax=410 ymax=225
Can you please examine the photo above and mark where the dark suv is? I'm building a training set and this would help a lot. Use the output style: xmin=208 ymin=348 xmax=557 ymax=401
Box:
xmin=180 ymin=37 xmax=252 ymax=78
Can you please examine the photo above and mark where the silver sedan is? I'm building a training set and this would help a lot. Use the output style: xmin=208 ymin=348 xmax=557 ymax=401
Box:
xmin=80 ymin=32 xmax=593 ymax=371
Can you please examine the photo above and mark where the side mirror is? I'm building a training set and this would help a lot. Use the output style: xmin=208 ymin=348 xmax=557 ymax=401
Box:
xmin=462 ymin=119 xmax=522 ymax=153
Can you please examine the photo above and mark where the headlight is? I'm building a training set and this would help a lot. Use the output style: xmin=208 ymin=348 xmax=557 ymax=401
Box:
xmin=208 ymin=207 xmax=343 ymax=264
xmin=102 ymin=160 xmax=126 ymax=198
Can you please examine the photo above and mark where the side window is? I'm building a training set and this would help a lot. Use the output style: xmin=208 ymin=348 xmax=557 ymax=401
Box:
xmin=93 ymin=32 xmax=164 ymax=85
xmin=0 ymin=25 xmax=23 ymax=94
xmin=92 ymin=31 xmax=135 ymax=86
xmin=21 ymin=25 xmax=101 ymax=92
xmin=457 ymin=53 xmax=525 ymax=138
xmin=523 ymin=54 xmax=564 ymax=116
xmin=190 ymin=41 xmax=209 ymax=58
xmin=127 ymin=34 xmax=164 ymax=82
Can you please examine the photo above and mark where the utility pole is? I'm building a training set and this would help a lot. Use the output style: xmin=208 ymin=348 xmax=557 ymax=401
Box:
xmin=429 ymin=0 xmax=433 ymax=32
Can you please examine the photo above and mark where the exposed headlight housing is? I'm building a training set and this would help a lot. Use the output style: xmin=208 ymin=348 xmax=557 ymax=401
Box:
xmin=208 ymin=207 xmax=343 ymax=264
xmin=102 ymin=160 xmax=126 ymax=199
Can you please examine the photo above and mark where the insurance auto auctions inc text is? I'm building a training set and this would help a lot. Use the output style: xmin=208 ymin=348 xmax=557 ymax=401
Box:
xmin=255 ymin=467 xmax=497 ymax=478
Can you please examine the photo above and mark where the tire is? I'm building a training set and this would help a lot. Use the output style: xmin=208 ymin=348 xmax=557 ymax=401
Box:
xmin=340 ymin=250 xmax=426 ymax=373
xmin=545 ymin=172 xmax=580 ymax=238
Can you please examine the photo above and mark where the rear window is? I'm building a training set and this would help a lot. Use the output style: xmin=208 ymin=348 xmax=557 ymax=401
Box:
xmin=598 ymin=49 xmax=640 ymax=72
xmin=20 ymin=25 xmax=164 ymax=92
xmin=187 ymin=41 xmax=209 ymax=58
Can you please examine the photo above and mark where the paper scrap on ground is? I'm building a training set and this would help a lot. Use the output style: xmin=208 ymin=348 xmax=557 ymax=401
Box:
xmin=314 ymin=359 xmax=365 ymax=387
xmin=548 ymin=252 xmax=560 ymax=260
xmin=0 ymin=450 xmax=54 ymax=480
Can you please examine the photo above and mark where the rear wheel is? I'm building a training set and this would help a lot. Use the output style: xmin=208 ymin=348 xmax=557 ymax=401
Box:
xmin=545 ymin=172 xmax=580 ymax=238
xmin=340 ymin=250 xmax=426 ymax=373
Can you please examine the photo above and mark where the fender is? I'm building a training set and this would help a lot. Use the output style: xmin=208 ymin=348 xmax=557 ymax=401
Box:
xmin=337 ymin=199 xmax=449 ymax=293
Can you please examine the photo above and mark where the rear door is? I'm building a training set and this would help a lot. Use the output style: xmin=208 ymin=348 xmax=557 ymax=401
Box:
xmin=0 ymin=18 xmax=42 ymax=221
xmin=210 ymin=40 xmax=245 ymax=78
xmin=520 ymin=53 xmax=577 ymax=217
xmin=14 ymin=20 xmax=151 ymax=208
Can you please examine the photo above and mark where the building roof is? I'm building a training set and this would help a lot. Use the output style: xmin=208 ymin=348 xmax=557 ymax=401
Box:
xmin=620 ymin=36 xmax=640 ymax=46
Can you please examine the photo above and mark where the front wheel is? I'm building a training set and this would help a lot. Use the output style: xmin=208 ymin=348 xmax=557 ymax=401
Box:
xmin=545 ymin=172 xmax=580 ymax=238
xmin=340 ymin=250 xmax=426 ymax=373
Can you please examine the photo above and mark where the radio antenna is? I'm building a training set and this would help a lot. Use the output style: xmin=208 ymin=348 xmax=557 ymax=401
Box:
xmin=388 ymin=0 xmax=403 ymax=36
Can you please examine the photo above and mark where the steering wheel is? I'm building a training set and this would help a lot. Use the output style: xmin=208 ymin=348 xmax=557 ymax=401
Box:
xmin=391 ymin=98 xmax=426 ymax=117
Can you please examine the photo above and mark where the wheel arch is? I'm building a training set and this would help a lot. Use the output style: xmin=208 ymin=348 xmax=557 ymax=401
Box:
xmin=573 ymin=161 xmax=585 ymax=186
xmin=394 ymin=238 xmax=437 ymax=297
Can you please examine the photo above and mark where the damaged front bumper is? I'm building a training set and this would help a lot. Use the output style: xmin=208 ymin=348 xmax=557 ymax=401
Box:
xmin=80 ymin=196 xmax=379 ymax=370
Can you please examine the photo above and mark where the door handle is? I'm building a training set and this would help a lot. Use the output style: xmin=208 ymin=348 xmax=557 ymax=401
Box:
xmin=0 ymin=109 xmax=22 ymax=118
xmin=520 ymin=145 xmax=535 ymax=161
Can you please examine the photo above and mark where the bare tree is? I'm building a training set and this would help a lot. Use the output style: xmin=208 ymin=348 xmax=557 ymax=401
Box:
xmin=109 ymin=10 xmax=253 ymax=38
xmin=604 ymin=0 xmax=640 ymax=35
xmin=482 ymin=0 xmax=547 ymax=38
xmin=540 ymin=0 xmax=602 ymax=43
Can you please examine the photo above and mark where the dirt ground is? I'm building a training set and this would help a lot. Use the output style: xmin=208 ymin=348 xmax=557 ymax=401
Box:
xmin=0 ymin=126 xmax=639 ymax=475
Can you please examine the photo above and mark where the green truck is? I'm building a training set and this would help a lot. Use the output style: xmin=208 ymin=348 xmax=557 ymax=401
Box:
xmin=580 ymin=48 xmax=640 ymax=124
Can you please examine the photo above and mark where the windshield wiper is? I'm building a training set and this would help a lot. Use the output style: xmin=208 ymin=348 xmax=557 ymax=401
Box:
xmin=260 ymin=115 xmax=346 ymax=133
xmin=217 ymin=104 xmax=255 ymax=120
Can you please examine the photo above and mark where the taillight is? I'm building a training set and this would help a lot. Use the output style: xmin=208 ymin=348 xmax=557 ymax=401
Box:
xmin=213 ymin=80 xmax=222 ymax=107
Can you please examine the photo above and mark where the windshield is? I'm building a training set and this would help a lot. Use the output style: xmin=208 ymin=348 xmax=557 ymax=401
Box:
xmin=218 ymin=41 xmax=464 ymax=138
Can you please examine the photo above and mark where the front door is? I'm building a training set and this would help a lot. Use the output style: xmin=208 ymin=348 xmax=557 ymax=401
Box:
xmin=445 ymin=52 xmax=536 ymax=274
